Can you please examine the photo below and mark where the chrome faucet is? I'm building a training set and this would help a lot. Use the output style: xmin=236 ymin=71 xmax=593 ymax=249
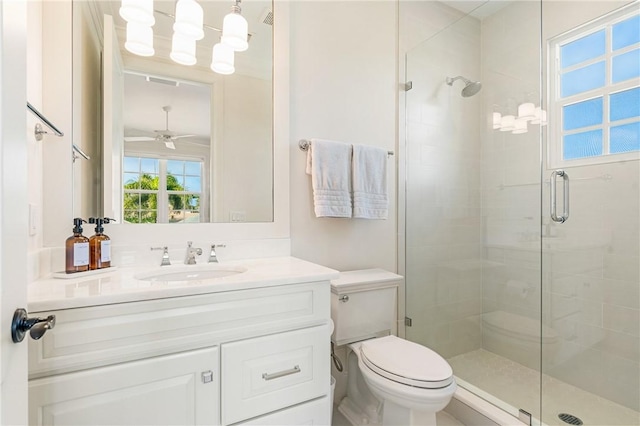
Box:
xmin=151 ymin=246 xmax=171 ymax=266
xmin=208 ymin=244 xmax=226 ymax=263
xmin=184 ymin=241 xmax=202 ymax=265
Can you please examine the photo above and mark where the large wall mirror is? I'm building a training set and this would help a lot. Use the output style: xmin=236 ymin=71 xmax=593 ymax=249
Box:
xmin=73 ymin=0 xmax=273 ymax=225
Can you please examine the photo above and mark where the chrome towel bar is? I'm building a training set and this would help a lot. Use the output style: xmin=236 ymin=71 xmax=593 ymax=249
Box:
xmin=298 ymin=139 xmax=394 ymax=156
xmin=27 ymin=102 xmax=64 ymax=140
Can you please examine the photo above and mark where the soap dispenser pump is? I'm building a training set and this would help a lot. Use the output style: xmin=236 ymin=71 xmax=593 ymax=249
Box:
xmin=65 ymin=218 xmax=90 ymax=273
xmin=89 ymin=217 xmax=114 ymax=270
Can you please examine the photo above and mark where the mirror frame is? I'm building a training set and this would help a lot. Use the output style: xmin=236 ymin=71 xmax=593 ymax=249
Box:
xmin=43 ymin=1 xmax=289 ymax=247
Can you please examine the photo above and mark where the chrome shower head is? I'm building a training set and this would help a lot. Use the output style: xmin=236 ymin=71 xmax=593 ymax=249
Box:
xmin=446 ymin=75 xmax=482 ymax=97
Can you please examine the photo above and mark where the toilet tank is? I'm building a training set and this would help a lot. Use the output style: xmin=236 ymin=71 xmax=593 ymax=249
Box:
xmin=330 ymin=269 xmax=403 ymax=346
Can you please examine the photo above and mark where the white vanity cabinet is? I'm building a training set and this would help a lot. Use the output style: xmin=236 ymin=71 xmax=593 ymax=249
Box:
xmin=28 ymin=280 xmax=332 ymax=426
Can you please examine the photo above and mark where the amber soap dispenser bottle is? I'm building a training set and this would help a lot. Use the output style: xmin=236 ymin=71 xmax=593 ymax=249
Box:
xmin=65 ymin=218 xmax=90 ymax=273
xmin=89 ymin=217 xmax=114 ymax=270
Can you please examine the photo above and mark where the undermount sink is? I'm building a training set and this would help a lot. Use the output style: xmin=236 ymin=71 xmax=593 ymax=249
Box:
xmin=135 ymin=265 xmax=247 ymax=282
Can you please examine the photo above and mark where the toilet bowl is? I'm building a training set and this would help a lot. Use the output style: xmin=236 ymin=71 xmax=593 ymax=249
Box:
xmin=331 ymin=269 xmax=457 ymax=426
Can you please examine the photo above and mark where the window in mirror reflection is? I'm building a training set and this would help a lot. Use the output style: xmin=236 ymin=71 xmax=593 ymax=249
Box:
xmin=123 ymin=156 xmax=205 ymax=223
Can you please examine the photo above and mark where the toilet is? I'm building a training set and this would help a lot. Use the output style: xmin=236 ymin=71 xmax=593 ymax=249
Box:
xmin=331 ymin=269 xmax=457 ymax=426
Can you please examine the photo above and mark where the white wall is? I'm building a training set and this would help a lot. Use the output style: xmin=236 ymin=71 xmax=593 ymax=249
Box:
xmin=289 ymin=1 xmax=398 ymax=273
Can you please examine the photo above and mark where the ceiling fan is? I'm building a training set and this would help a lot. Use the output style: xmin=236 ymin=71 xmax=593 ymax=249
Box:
xmin=124 ymin=105 xmax=195 ymax=150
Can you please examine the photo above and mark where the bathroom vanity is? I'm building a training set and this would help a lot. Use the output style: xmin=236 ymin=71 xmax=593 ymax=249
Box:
xmin=27 ymin=257 xmax=337 ymax=426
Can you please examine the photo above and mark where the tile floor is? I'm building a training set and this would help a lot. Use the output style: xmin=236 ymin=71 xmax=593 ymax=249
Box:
xmin=448 ymin=349 xmax=640 ymax=426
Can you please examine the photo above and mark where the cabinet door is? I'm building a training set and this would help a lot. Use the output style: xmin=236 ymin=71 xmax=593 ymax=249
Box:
xmin=29 ymin=347 xmax=219 ymax=426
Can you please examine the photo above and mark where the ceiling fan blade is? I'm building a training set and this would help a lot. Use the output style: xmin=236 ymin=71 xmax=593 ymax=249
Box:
xmin=171 ymin=134 xmax=197 ymax=140
xmin=125 ymin=136 xmax=156 ymax=142
xmin=164 ymin=140 xmax=176 ymax=150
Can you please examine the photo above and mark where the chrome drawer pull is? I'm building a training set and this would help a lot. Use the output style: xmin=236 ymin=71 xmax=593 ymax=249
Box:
xmin=262 ymin=365 xmax=301 ymax=381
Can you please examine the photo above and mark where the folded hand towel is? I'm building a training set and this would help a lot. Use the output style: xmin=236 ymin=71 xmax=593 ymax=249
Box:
xmin=306 ymin=139 xmax=353 ymax=218
xmin=352 ymin=144 xmax=388 ymax=219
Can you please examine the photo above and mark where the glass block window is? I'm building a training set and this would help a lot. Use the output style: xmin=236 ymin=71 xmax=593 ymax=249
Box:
xmin=123 ymin=156 xmax=204 ymax=223
xmin=549 ymin=5 xmax=640 ymax=167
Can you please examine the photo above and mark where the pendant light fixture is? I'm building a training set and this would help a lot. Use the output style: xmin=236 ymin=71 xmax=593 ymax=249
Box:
xmin=222 ymin=0 xmax=249 ymax=52
xmin=517 ymin=102 xmax=536 ymax=121
xmin=492 ymin=112 xmax=502 ymax=129
xmin=119 ymin=0 xmax=155 ymax=26
xmin=211 ymin=42 xmax=235 ymax=75
xmin=173 ymin=0 xmax=205 ymax=40
xmin=170 ymin=33 xmax=197 ymax=65
xmin=124 ymin=21 xmax=155 ymax=57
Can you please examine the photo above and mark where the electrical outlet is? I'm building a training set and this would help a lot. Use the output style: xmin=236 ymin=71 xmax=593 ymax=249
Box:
xmin=230 ymin=211 xmax=246 ymax=222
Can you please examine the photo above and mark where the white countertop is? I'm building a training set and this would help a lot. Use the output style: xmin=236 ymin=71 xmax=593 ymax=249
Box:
xmin=28 ymin=257 xmax=339 ymax=312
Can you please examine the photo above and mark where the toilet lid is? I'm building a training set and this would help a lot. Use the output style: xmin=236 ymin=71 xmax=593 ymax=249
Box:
xmin=360 ymin=336 xmax=454 ymax=389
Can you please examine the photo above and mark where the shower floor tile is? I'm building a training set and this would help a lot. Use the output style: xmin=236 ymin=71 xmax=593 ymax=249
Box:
xmin=448 ymin=349 xmax=639 ymax=426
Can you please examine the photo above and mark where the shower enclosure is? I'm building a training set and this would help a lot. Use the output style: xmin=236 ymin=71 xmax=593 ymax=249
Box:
xmin=401 ymin=1 xmax=639 ymax=425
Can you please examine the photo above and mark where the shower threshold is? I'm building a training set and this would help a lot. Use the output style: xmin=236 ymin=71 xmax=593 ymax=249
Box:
xmin=448 ymin=349 xmax=639 ymax=426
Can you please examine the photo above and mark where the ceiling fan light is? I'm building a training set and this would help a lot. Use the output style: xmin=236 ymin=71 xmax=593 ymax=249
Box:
xmin=119 ymin=0 xmax=155 ymax=26
xmin=173 ymin=0 xmax=205 ymax=41
xmin=222 ymin=9 xmax=248 ymax=52
xmin=211 ymin=42 xmax=235 ymax=75
xmin=124 ymin=22 xmax=155 ymax=57
xmin=170 ymin=33 xmax=197 ymax=66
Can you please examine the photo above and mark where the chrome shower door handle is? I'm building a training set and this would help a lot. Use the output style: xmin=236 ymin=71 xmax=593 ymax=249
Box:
xmin=550 ymin=170 xmax=569 ymax=223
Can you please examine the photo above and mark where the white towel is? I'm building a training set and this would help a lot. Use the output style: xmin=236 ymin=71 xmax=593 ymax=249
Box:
xmin=352 ymin=144 xmax=388 ymax=219
xmin=306 ymin=139 xmax=352 ymax=218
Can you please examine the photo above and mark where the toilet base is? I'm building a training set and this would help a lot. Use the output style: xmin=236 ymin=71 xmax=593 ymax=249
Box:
xmin=338 ymin=396 xmax=381 ymax=426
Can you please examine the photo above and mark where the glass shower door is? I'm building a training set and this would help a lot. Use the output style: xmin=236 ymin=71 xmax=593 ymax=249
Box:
xmin=402 ymin=0 xmax=544 ymax=422
xmin=540 ymin=2 xmax=640 ymax=425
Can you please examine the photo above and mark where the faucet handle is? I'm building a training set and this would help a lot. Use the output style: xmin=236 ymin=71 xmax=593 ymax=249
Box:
xmin=151 ymin=246 xmax=171 ymax=266
xmin=208 ymin=244 xmax=226 ymax=263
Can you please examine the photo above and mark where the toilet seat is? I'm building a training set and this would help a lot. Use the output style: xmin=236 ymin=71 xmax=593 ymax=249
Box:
xmin=360 ymin=336 xmax=454 ymax=389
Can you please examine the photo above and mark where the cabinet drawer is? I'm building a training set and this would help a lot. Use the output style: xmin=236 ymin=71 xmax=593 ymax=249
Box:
xmin=221 ymin=325 xmax=330 ymax=425
xmin=29 ymin=282 xmax=329 ymax=378
xmin=237 ymin=396 xmax=331 ymax=425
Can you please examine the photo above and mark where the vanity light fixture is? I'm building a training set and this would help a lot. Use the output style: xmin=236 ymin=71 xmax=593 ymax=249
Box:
xmin=492 ymin=112 xmax=502 ymax=129
xmin=124 ymin=21 xmax=155 ymax=57
xmin=211 ymin=41 xmax=235 ymax=75
xmin=222 ymin=0 xmax=249 ymax=52
xmin=119 ymin=0 xmax=155 ymax=26
xmin=517 ymin=102 xmax=536 ymax=121
xmin=512 ymin=118 xmax=528 ymax=134
xmin=173 ymin=0 xmax=205 ymax=41
xmin=530 ymin=107 xmax=548 ymax=126
xmin=499 ymin=115 xmax=515 ymax=132
xmin=170 ymin=33 xmax=197 ymax=66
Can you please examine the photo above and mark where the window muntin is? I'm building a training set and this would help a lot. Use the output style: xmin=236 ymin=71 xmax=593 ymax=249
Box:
xmin=123 ymin=156 xmax=204 ymax=223
xmin=549 ymin=5 xmax=640 ymax=167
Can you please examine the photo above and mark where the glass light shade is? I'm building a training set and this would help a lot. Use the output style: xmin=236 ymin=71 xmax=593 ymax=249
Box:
xmin=531 ymin=107 xmax=548 ymax=125
xmin=499 ymin=115 xmax=515 ymax=131
xmin=492 ymin=112 xmax=502 ymax=129
xmin=211 ymin=42 xmax=235 ymax=75
xmin=173 ymin=0 xmax=204 ymax=41
xmin=221 ymin=12 xmax=249 ymax=52
xmin=119 ymin=0 xmax=155 ymax=26
xmin=124 ymin=22 xmax=154 ymax=57
xmin=518 ymin=102 xmax=536 ymax=121
xmin=170 ymin=33 xmax=197 ymax=65
xmin=512 ymin=118 xmax=528 ymax=134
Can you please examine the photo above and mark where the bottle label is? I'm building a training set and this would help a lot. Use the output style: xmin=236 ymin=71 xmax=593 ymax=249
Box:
xmin=101 ymin=240 xmax=111 ymax=263
xmin=74 ymin=242 xmax=89 ymax=266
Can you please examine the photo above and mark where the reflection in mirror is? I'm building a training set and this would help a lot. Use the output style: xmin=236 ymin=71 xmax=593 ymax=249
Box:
xmin=73 ymin=0 xmax=274 ymax=224
xmin=122 ymin=73 xmax=211 ymax=223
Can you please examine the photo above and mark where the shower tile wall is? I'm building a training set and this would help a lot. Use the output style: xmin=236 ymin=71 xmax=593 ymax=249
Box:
xmin=404 ymin=11 xmax=483 ymax=359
